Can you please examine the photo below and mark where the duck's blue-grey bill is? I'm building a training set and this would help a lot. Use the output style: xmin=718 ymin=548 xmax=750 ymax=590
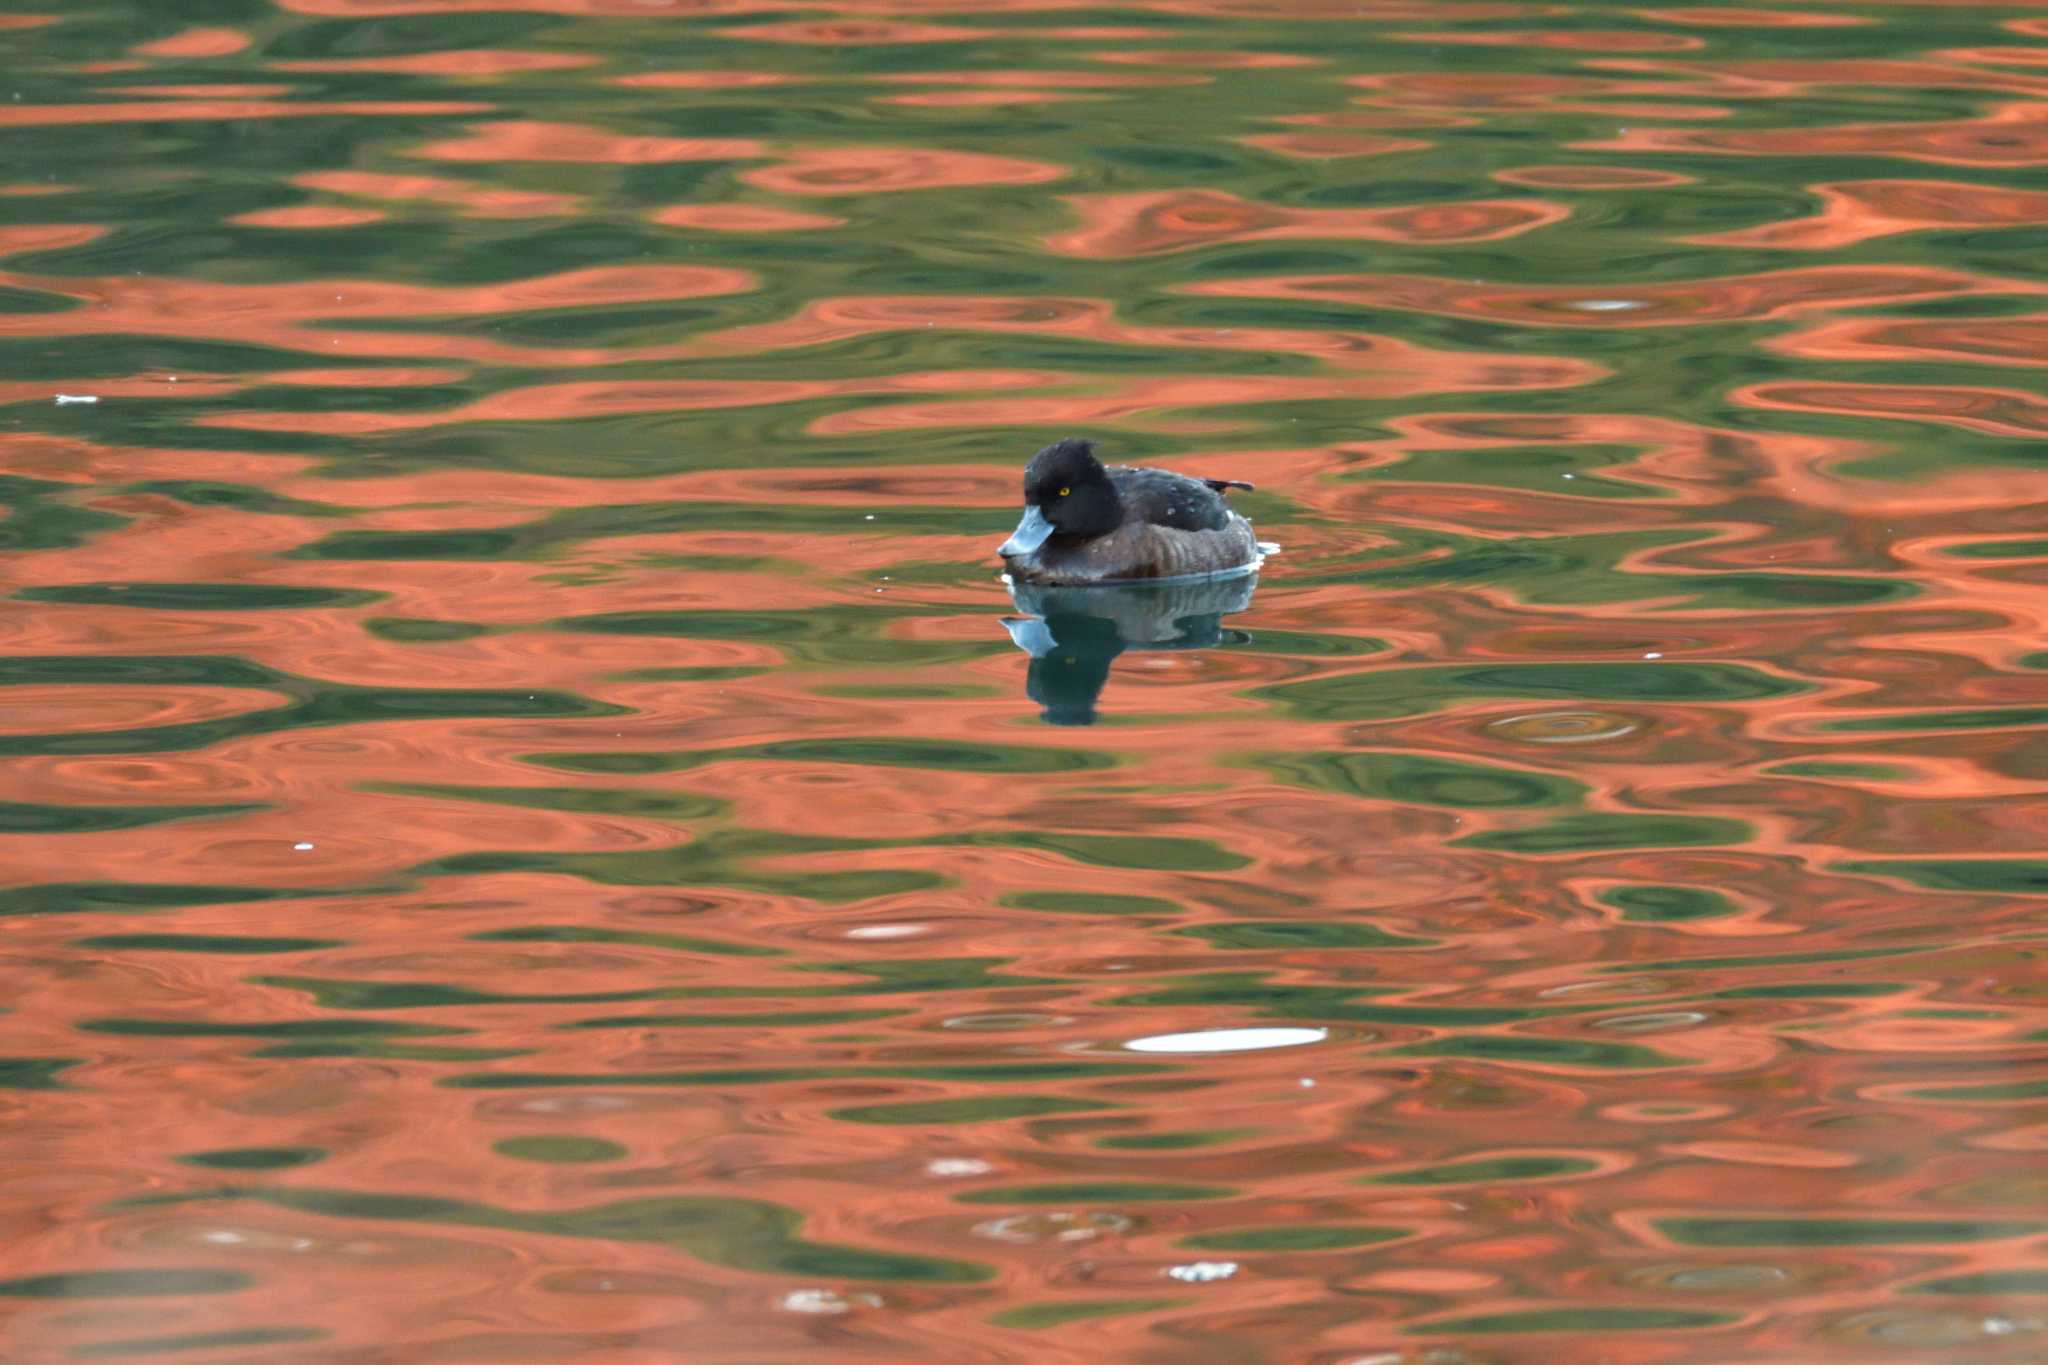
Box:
xmin=1000 ymin=505 xmax=1054 ymax=557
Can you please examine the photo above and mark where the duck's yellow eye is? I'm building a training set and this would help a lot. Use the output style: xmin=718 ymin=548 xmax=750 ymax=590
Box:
xmin=1058 ymin=486 xmax=1070 ymax=497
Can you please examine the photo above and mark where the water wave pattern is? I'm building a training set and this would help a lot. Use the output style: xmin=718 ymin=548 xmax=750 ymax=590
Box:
xmin=0 ymin=1 xmax=2044 ymax=1360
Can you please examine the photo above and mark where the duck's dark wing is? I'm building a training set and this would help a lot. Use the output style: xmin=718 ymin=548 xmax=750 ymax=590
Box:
xmin=1109 ymin=465 xmax=1245 ymax=533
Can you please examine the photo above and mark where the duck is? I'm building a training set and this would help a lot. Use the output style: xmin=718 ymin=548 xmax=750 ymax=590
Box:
xmin=996 ymin=437 xmax=1261 ymax=585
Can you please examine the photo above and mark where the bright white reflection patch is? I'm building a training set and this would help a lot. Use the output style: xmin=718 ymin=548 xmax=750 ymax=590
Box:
xmin=1125 ymin=1026 xmax=1328 ymax=1054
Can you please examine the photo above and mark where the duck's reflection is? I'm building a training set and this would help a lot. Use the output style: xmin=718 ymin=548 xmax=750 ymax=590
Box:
xmin=1002 ymin=572 xmax=1258 ymax=725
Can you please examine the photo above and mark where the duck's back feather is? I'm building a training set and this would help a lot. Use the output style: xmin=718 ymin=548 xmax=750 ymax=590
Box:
xmin=1108 ymin=465 xmax=1239 ymax=534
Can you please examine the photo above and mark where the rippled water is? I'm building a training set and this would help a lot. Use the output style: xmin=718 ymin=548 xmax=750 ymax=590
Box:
xmin=3 ymin=2 xmax=2046 ymax=1360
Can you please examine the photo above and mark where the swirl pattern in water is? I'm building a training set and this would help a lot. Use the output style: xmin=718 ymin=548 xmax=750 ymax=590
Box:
xmin=0 ymin=2 xmax=2044 ymax=1360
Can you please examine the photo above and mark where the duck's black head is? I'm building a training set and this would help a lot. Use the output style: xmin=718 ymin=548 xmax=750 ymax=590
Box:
xmin=1001 ymin=438 xmax=1121 ymax=557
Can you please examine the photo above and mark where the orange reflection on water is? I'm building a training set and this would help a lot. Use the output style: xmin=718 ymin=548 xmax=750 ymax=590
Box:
xmin=0 ymin=98 xmax=494 ymax=127
xmin=1593 ymin=101 xmax=2048 ymax=166
xmin=881 ymin=91 xmax=1107 ymax=108
xmin=721 ymin=19 xmax=1012 ymax=44
xmin=1772 ymin=314 xmax=2048 ymax=371
xmin=1739 ymin=380 xmax=2048 ymax=440
xmin=0 ymin=262 xmax=757 ymax=368
xmin=199 ymin=373 xmax=1059 ymax=435
xmin=1048 ymin=189 xmax=1567 ymax=257
xmin=648 ymin=204 xmax=847 ymax=231
xmin=1184 ymin=265 xmax=2031 ymax=327
xmin=1386 ymin=28 xmax=1704 ymax=51
xmin=0 ymin=223 xmax=105 ymax=257
xmin=412 ymin=120 xmax=768 ymax=164
xmin=230 ymin=205 xmax=392 ymax=229
xmin=271 ymin=51 xmax=601 ymax=76
xmin=1493 ymin=165 xmax=1693 ymax=189
xmin=608 ymin=71 xmax=804 ymax=90
xmin=130 ymin=26 xmax=252 ymax=58
xmin=868 ymin=68 xmax=1206 ymax=88
xmin=6 ymin=4 xmax=2048 ymax=1359
xmin=293 ymin=169 xmax=585 ymax=218
xmin=742 ymin=146 xmax=1070 ymax=194
xmin=1633 ymin=6 xmax=1872 ymax=25
xmin=1239 ymin=131 xmax=1429 ymax=159
xmin=1693 ymin=178 xmax=2048 ymax=249
xmin=1085 ymin=49 xmax=1320 ymax=67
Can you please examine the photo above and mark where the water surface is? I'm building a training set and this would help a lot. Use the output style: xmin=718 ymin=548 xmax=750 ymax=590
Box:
xmin=2 ymin=1 xmax=2046 ymax=1360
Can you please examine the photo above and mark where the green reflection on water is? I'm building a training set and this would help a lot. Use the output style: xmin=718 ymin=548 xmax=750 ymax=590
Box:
xmin=1386 ymin=1036 xmax=1684 ymax=1070
xmin=1458 ymin=813 xmax=1752 ymax=854
xmin=493 ymin=1136 xmax=629 ymax=1164
xmin=1610 ymin=946 xmax=1927 ymax=974
xmin=1344 ymin=444 xmax=1662 ymax=500
xmin=369 ymin=783 xmax=729 ymax=821
xmin=0 ymin=1059 xmax=79 ymax=1090
xmin=14 ymin=583 xmax=382 ymax=610
xmin=122 ymin=479 xmax=349 ymax=520
xmin=1841 ymin=860 xmax=2048 ymax=893
xmin=1598 ymin=885 xmax=1739 ymax=923
xmin=0 ymin=801 xmax=261 ymax=833
xmin=294 ymin=500 xmax=1012 ymax=560
xmin=72 ymin=934 xmax=345 ymax=954
xmin=1113 ymin=975 xmax=1554 ymax=1027
xmin=1825 ymin=708 xmax=2048 ymax=733
xmin=426 ymin=830 xmax=945 ymax=903
xmin=828 ymin=1096 xmax=1117 ymax=1124
xmin=422 ymin=824 xmax=1244 ymax=903
xmin=1 ymin=882 xmax=329 ymax=919
xmin=0 ymin=1270 xmax=253 ymax=1298
xmin=1002 ymin=891 xmax=1183 ymax=916
xmin=362 ymin=617 xmax=496 ymax=643
xmin=151 ymin=1187 xmax=991 ymax=1283
xmin=1098 ymin=1129 xmax=1258 ymax=1151
xmin=1412 ymin=1307 xmax=1738 ymax=1334
xmin=0 ymin=655 xmax=624 ymax=756
xmin=987 ymin=831 xmax=1248 ymax=871
xmin=1265 ymin=661 xmax=1802 ymax=721
xmin=0 ymin=476 xmax=131 ymax=552
xmin=1901 ymin=1079 xmax=2048 ymax=1103
xmin=179 ymin=1148 xmax=326 ymax=1171
xmin=1175 ymin=921 xmax=1432 ymax=950
xmin=991 ymin=1300 xmax=1188 ymax=1329
xmin=1369 ymin=1155 xmax=1601 ymax=1185
xmin=1911 ymin=1271 xmax=2048 ymax=1295
xmin=957 ymin=1183 xmax=1233 ymax=1204
xmin=263 ymin=955 xmax=1055 ymax=1008
xmin=74 ymin=1328 xmax=327 ymax=1357
xmin=1256 ymin=751 xmax=1583 ymax=808
xmin=550 ymin=605 xmax=1010 ymax=667
xmin=1184 ymin=1226 xmax=1408 ymax=1251
xmin=1660 ymin=1218 xmax=2048 ymax=1246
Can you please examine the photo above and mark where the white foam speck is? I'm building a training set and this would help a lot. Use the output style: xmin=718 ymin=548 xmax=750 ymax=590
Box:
xmin=1126 ymin=1026 xmax=1328 ymax=1054
xmin=845 ymin=923 xmax=925 ymax=940
xmin=1166 ymin=1260 xmax=1239 ymax=1283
